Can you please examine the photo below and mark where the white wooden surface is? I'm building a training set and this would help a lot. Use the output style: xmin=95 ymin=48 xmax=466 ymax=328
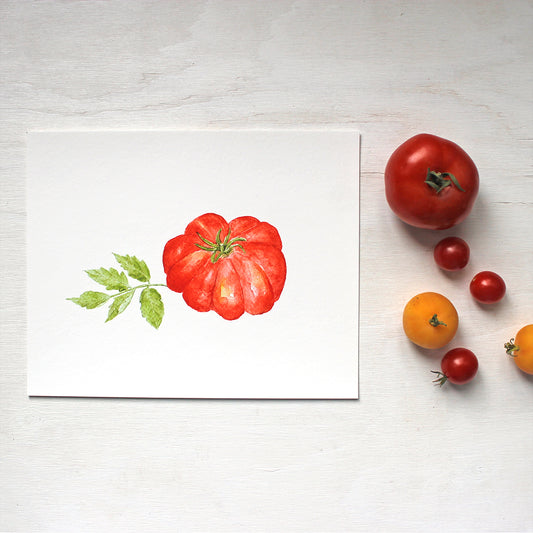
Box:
xmin=1 ymin=1 xmax=532 ymax=531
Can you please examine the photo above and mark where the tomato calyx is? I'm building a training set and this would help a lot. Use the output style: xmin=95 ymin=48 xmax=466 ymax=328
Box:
xmin=504 ymin=338 xmax=520 ymax=357
xmin=431 ymin=371 xmax=448 ymax=387
xmin=429 ymin=314 xmax=447 ymax=327
xmin=195 ymin=228 xmax=247 ymax=263
xmin=424 ymin=168 xmax=465 ymax=194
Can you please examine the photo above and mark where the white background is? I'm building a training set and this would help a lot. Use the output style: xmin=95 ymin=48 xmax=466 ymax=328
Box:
xmin=1 ymin=1 xmax=532 ymax=531
xmin=26 ymin=130 xmax=359 ymax=399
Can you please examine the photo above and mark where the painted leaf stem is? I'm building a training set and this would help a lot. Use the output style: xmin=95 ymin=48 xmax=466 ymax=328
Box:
xmin=68 ymin=253 xmax=167 ymax=329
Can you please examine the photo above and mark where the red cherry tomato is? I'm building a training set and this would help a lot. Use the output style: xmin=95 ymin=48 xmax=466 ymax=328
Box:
xmin=432 ymin=348 xmax=478 ymax=386
xmin=384 ymin=134 xmax=479 ymax=230
xmin=433 ymin=236 xmax=470 ymax=271
xmin=470 ymin=271 xmax=506 ymax=304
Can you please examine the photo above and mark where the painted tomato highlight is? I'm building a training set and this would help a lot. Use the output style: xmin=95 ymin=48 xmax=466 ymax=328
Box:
xmin=163 ymin=213 xmax=287 ymax=320
xmin=385 ymin=134 xmax=479 ymax=230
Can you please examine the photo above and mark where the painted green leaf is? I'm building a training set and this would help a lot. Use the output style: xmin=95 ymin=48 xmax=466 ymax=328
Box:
xmin=67 ymin=291 xmax=110 ymax=309
xmin=85 ymin=267 xmax=130 ymax=291
xmin=113 ymin=253 xmax=151 ymax=282
xmin=105 ymin=291 xmax=134 ymax=322
xmin=139 ymin=288 xmax=164 ymax=329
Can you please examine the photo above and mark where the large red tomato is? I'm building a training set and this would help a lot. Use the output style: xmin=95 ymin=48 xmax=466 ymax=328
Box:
xmin=163 ymin=213 xmax=287 ymax=320
xmin=385 ymin=134 xmax=479 ymax=230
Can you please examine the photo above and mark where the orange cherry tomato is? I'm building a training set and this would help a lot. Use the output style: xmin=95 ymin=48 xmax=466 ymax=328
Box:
xmin=403 ymin=292 xmax=459 ymax=349
xmin=505 ymin=324 xmax=533 ymax=375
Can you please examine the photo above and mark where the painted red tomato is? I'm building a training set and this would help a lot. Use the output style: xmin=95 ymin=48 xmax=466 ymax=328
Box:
xmin=163 ymin=213 xmax=287 ymax=320
xmin=385 ymin=134 xmax=479 ymax=230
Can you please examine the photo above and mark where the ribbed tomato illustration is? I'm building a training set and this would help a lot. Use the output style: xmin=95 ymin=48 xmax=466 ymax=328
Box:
xmin=163 ymin=213 xmax=287 ymax=320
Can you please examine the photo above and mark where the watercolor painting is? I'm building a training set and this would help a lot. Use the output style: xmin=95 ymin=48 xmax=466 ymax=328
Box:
xmin=68 ymin=212 xmax=287 ymax=325
xmin=27 ymin=130 xmax=359 ymax=399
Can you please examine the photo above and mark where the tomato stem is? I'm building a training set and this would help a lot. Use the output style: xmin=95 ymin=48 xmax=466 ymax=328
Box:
xmin=195 ymin=228 xmax=247 ymax=263
xmin=429 ymin=314 xmax=447 ymax=327
xmin=425 ymin=168 xmax=465 ymax=193
xmin=431 ymin=371 xmax=448 ymax=387
xmin=504 ymin=338 xmax=520 ymax=357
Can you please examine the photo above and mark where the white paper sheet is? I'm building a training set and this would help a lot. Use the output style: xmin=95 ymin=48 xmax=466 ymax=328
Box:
xmin=27 ymin=130 xmax=360 ymax=398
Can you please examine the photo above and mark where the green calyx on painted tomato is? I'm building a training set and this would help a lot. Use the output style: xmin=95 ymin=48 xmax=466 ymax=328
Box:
xmin=195 ymin=227 xmax=247 ymax=264
xmin=163 ymin=213 xmax=287 ymax=320
xmin=384 ymin=133 xmax=479 ymax=230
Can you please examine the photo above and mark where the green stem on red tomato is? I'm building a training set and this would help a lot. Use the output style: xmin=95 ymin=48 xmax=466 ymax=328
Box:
xmin=424 ymin=168 xmax=465 ymax=193
xmin=431 ymin=371 xmax=448 ymax=387
xmin=194 ymin=228 xmax=247 ymax=263
xmin=429 ymin=314 xmax=447 ymax=327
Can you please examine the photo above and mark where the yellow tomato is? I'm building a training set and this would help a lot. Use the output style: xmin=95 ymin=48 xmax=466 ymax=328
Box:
xmin=505 ymin=324 xmax=533 ymax=375
xmin=403 ymin=292 xmax=459 ymax=349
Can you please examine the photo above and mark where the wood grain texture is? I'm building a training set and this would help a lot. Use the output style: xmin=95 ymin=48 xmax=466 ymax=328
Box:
xmin=1 ymin=1 xmax=532 ymax=531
